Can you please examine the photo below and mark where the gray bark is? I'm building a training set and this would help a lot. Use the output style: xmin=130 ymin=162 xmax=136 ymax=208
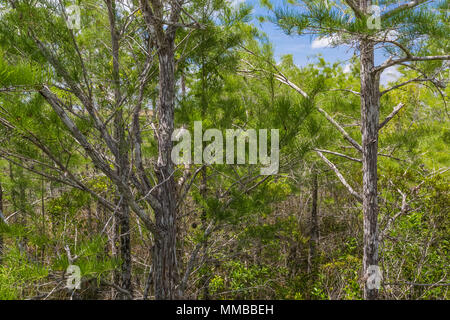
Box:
xmin=106 ymin=0 xmax=133 ymax=299
xmin=137 ymin=0 xmax=182 ymax=300
xmin=117 ymin=200 xmax=132 ymax=298
xmin=153 ymin=42 xmax=179 ymax=300
xmin=360 ymin=21 xmax=380 ymax=300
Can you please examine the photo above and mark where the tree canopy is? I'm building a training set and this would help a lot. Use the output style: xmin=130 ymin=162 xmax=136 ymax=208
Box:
xmin=0 ymin=0 xmax=448 ymax=300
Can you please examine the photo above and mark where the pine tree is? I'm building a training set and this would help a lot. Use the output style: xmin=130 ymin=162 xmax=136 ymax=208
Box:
xmin=268 ymin=0 xmax=449 ymax=299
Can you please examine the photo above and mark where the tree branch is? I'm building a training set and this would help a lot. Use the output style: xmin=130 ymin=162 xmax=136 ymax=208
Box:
xmin=315 ymin=150 xmax=363 ymax=202
xmin=375 ymin=55 xmax=450 ymax=73
xmin=343 ymin=0 xmax=364 ymax=19
xmin=381 ymin=0 xmax=430 ymax=20
xmin=378 ymin=103 xmax=405 ymax=130
xmin=380 ymin=78 xmax=436 ymax=96
xmin=314 ymin=148 xmax=362 ymax=163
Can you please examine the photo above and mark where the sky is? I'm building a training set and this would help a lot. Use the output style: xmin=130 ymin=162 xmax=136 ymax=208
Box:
xmin=232 ymin=0 xmax=403 ymax=85
xmin=241 ymin=0 xmax=355 ymax=65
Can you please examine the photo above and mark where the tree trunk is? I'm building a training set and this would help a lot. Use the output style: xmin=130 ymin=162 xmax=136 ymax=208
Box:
xmin=360 ymin=36 xmax=380 ymax=300
xmin=114 ymin=132 xmax=133 ymax=299
xmin=200 ymin=166 xmax=210 ymax=299
xmin=107 ymin=0 xmax=133 ymax=298
xmin=118 ymin=200 xmax=132 ymax=299
xmin=40 ymin=177 xmax=45 ymax=262
xmin=153 ymin=42 xmax=179 ymax=300
xmin=199 ymin=41 xmax=210 ymax=299
xmin=111 ymin=210 xmax=120 ymax=299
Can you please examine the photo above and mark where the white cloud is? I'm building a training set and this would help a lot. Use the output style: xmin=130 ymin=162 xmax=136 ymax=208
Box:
xmin=230 ymin=0 xmax=245 ymax=7
xmin=311 ymin=37 xmax=334 ymax=49
xmin=343 ymin=64 xmax=352 ymax=74
xmin=380 ymin=65 xmax=402 ymax=85
xmin=311 ymin=35 xmax=343 ymax=49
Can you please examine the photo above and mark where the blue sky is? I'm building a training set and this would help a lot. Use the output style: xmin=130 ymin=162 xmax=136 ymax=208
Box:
xmin=233 ymin=0 xmax=403 ymax=84
xmin=239 ymin=0 xmax=355 ymax=65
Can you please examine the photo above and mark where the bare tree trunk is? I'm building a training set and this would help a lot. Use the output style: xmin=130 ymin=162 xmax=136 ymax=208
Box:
xmin=199 ymin=41 xmax=210 ymax=298
xmin=106 ymin=0 xmax=133 ymax=298
xmin=360 ymin=34 xmax=380 ymax=299
xmin=153 ymin=42 xmax=179 ymax=300
xmin=200 ymin=166 xmax=210 ymax=299
xmin=118 ymin=200 xmax=132 ymax=299
xmin=40 ymin=177 xmax=45 ymax=262
xmin=111 ymin=211 xmax=120 ymax=299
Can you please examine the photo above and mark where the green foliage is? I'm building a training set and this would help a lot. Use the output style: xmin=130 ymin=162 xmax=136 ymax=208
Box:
xmin=0 ymin=0 xmax=447 ymax=301
xmin=47 ymin=188 xmax=90 ymax=218
xmin=209 ymin=260 xmax=276 ymax=299
xmin=0 ymin=247 xmax=48 ymax=300
xmin=53 ymin=236 xmax=118 ymax=280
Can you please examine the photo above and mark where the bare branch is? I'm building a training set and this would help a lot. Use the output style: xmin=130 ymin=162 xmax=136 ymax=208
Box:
xmin=381 ymin=0 xmax=430 ymax=20
xmin=316 ymin=107 xmax=363 ymax=153
xmin=314 ymin=148 xmax=362 ymax=163
xmin=327 ymin=88 xmax=360 ymax=96
xmin=380 ymin=78 xmax=436 ymax=96
xmin=178 ymin=221 xmax=215 ymax=296
xmin=240 ymin=46 xmax=363 ymax=153
xmin=378 ymin=103 xmax=405 ymax=130
xmin=375 ymin=55 xmax=450 ymax=73
xmin=316 ymin=150 xmax=363 ymax=202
